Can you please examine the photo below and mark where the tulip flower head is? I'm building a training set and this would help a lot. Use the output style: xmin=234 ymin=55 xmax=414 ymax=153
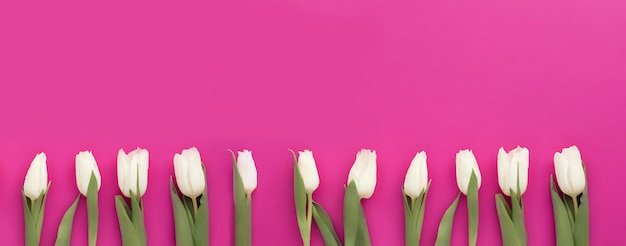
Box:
xmin=298 ymin=150 xmax=320 ymax=194
xmin=403 ymin=151 xmax=428 ymax=199
xmin=456 ymin=149 xmax=481 ymax=195
xmin=24 ymin=152 xmax=49 ymax=200
xmin=174 ymin=147 xmax=205 ymax=199
xmin=554 ymin=145 xmax=586 ymax=197
xmin=76 ymin=151 xmax=102 ymax=197
xmin=236 ymin=150 xmax=258 ymax=196
xmin=497 ymin=146 xmax=529 ymax=196
xmin=347 ymin=149 xmax=377 ymax=199
xmin=118 ymin=148 xmax=149 ymax=198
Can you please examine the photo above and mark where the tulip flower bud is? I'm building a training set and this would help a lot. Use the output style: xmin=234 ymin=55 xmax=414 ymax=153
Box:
xmin=75 ymin=151 xmax=102 ymax=197
xmin=174 ymin=147 xmax=206 ymax=199
xmin=347 ymin=149 xmax=377 ymax=199
xmin=497 ymin=146 xmax=529 ymax=196
xmin=554 ymin=145 xmax=586 ymax=197
xmin=403 ymin=151 xmax=428 ymax=199
xmin=23 ymin=152 xmax=49 ymax=200
xmin=297 ymin=150 xmax=320 ymax=194
xmin=117 ymin=148 xmax=149 ymax=198
xmin=236 ymin=150 xmax=258 ymax=195
xmin=456 ymin=149 xmax=481 ymax=195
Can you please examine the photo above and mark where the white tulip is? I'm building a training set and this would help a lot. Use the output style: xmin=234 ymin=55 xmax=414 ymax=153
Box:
xmin=236 ymin=150 xmax=258 ymax=195
xmin=403 ymin=151 xmax=428 ymax=199
xmin=456 ymin=149 xmax=481 ymax=195
xmin=554 ymin=146 xmax=586 ymax=197
xmin=117 ymin=148 xmax=149 ymax=198
xmin=174 ymin=147 xmax=206 ymax=199
xmin=347 ymin=149 xmax=377 ymax=199
xmin=497 ymin=146 xmax=529 ymax=196
xmin=75 ymin=151 xmax=102 ymax=197
xmin=23 ymin=152 xmax=49 ymax=200
xmin=298 ymin=150 xmax=320 ymax=194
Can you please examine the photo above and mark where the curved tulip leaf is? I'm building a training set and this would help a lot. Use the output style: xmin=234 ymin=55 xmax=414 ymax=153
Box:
xmin=550 ymin=177 xmax=575 ymax=246
xmin=87 ymin=173 xmax=99 ymax=246
xmin=467 ymin=171 xmax=479 ymax=246
xmin=434 ymin=194 xmax=460 ymax=246
xmin=232 ymin=151 xmax=251 ymax=246
xmin=495 ymin=194 xmax=521 ymax=246
xmin=292 ymin=150 xmax=310 ymax=245
xmin=55 ymin=195 xmax=80 ymax=246
xmin=343 ymin=181 xmax=359 ymax=246
xmin=510 ymin=193 xmax=527 ymax=245
xmin=23 ymin=191 xmax=37 ymax=246
xmin=171 ymin=178 xmax=194 ymax=246
xmin=573 ymin=164 xmax=589 ymax=246
xmin=115 ymin=196 xmax=140 ymax=246
xmin=193 ymin=165 xmax=209 ymax=246
xmin=312 ymin=202 xmax=341 ymax=246
xmin=403 ymin=191 xmax=418 ymax=246
xmin=356 ymin=201 xmax=372 ymax=246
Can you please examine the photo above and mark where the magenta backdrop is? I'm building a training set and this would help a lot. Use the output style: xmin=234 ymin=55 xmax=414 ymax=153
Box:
xmin=1 ymin=0 xmax=625 ymax=245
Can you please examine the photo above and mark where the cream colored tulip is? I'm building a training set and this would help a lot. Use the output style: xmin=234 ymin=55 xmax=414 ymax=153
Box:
xmin=554 ymin=146 xmax=586 ymax=197
xmin=76 ymin=151 xmax=102 ymax=196
xmin=117 ymin=148 xmax=149 ymax=198
xmin=403 ymin=151 xmax=428 ymax=199
xmin=24 ymin=152 xmax=49 ymax=200
xmin=347 ymin=149 xmax=377 ymax=199
xmin=298 ymin=150 xmax=320 ymax=194
xmin=174 ymin=147 xmax=205 ymax=199
xmin=497 ymin=146 xmax=529 ymax=196
xmin=237 ymin=150 xmax=258 ymax=195
xmin=456 ymin=149 xmax=481 ymax=195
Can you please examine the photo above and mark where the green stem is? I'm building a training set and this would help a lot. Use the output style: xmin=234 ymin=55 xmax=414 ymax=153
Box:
xmin=192 ymin=197 xmax=199 ymax=217
xmin=572 ymin=195 xmax=578 ymax=216
xmin=305 ymin=193 xmax=313 ymax=246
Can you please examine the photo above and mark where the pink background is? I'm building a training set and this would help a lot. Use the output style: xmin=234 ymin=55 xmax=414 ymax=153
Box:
xmin=1 ymin=0 xmax=625 ymax=245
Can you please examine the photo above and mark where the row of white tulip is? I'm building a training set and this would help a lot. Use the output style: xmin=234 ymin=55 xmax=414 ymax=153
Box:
xmin=21 ymin=145 xmax=586 ymax=245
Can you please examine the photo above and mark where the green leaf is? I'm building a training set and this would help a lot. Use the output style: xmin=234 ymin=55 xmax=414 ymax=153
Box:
xmin=115 ymin=196 xmax=140 ymax=246
xmin=232 ymin=150 xmax=251 ymax=246
xmin=467 ymin=171 xmax=479 ymax=246
xmin=23 ymin=191 xmax=37 ymax=246
xmin=87 ymin=173 xmax=99 ymax=246
xmin=293 ymin=150 xmax=310 ymax=245
xmin=573 ymin=164 xmax=589 ymax=246
xmin=495 ymin=194 xmax=521 ymax=246
xmin=403 ymin=192 xmax=418 ymax=246
xmin=434 ymin=194 xmax=460 ymax=246
xmin=510 ymin=193 xmax=527 ymax=245
xmin=343 ymin=181 xmax=359 ymax=246
xmin=171 ymin=178 xmax=194 ymax=246
xmin=55 ymin=196 xmax=80 ymax=246
xmin=413 ymin=182 xmax=431 ymax=246
xmin=193 ymin=164 xmax=209 ymax=246
xmin=35 ymin=184 xmax=51 ymax=239
xmin=131 ymin=169 xmax=148 ymax=246
xmin=356 ymin=201 xmax=372 ymax=246
xmin=550 ymin=176 xmax=575 ymax=246
xmin=312 ymin=202 xmax=341 ymax=246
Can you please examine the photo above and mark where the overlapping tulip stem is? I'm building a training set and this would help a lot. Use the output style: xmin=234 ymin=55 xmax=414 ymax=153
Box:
xmin=402 ymin=182 xmax=430 ymax=246
xmin=550 ymin=171 xmax=589 ymax=246
xmin=232 ymin=152 xmax=252 ymax=246
xmin=23 ymin=184 xmax=50 ymax=246
xmin=87 ymin=173 xmax=99 ymax=246
xmin=344 ymin=180 xmax=371 ymax=246
xmin=170 ymin=168 xmax=209 ymax=246
xmin=467 ymin=171 xmax=479 ymax=246
xmin=115 ymin=172 xmax=147 ymax=246
xmin=495 ymin=193 xmax=527 ymax=246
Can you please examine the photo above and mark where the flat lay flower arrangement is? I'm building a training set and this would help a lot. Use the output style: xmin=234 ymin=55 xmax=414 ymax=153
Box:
xmin=17 ymin=144 xmax=589 ymax=246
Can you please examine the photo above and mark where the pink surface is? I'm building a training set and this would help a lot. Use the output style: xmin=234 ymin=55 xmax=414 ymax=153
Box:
xmin=1 ymin=0 xmax=625 ymax=245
